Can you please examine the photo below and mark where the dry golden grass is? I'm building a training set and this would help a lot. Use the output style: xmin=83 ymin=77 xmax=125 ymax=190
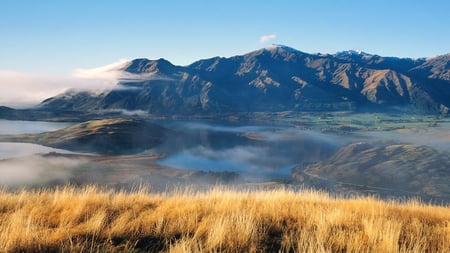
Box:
xmin=0 ymin=186 xmax=449 ymax=252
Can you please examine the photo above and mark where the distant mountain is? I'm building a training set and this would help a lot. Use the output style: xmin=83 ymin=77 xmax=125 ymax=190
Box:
xmin=40 ymin=45 xmax=450 ymax=115
xmin=0 ymin=106 xmax=14 ymax=116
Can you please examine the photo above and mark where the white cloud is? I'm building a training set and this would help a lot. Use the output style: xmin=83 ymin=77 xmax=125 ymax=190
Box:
xmin=72 ymin=59 xmax=130 ymax=81
xmin=0 ymin=70 xmax=68 ymax=108
xmin=0 ymin=59 xmax=132 ymax=108
xmin=0 ymin=58 xmax=178 ymax=108
xmin=259 ymin=34 xmax=277 ymax=43
xmin=73 ymin=59 xmax=174 ymax=83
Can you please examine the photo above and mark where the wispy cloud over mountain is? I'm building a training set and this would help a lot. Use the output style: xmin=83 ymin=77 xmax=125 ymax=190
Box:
xmin=72 ymin=59 xmax=130 ymax=81
xmin=0 ymin=70 xmax=67 ymax=108
xmin=0 ymin=59 xmax=134 ymax=108
xmin=259 ymin=34 xmax=277 ymax=43
xmin=73 ymin=59 xmax=174 ymax=83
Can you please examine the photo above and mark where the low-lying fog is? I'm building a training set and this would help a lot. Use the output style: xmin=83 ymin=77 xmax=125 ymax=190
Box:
xmin=0 ymin=119 xmax=450 ymax=190
xmin=362 ymin=124 xmax=450 ymax=150
xmin=0 ymin=120 xmax=349 ymax=187
xmin=0 ymin=143 xmax=74 ymax=160
xmin=0 ymin=154 xmax=87 ymax=186
xmin=156 ymin=121 xmax=347 ymax=181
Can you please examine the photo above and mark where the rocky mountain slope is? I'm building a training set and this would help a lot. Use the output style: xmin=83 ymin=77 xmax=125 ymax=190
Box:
xmin=40 ymin=45 xmax=450 ymax=115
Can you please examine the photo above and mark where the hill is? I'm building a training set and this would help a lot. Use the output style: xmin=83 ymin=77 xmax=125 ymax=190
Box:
xmin=0 ymin=118 xmax=168 ymax=154
xmin=40 ymin=45 xmax=450 ymax=115
xmin=293 ymin=142 xmax=450 ymax=201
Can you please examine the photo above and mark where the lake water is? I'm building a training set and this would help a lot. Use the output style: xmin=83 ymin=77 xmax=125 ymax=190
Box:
xmin=0 ymin=119 xmax=347 ymax=182
xmin=0 ymin=119 xmax=72 ymax=135
xmin=0 ymin=142 xmax=74 ymax=160
xmin=156 ymin=121 xmax=346 ymax=181
xmin=0 ymin=120 xmax=73 ymax=159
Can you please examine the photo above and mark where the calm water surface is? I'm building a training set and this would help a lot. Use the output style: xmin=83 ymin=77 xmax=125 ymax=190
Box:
xmin=0 ymin=120 xmax=73 ymax=159
xmin=0 ymin=119 xmax=348 ymax=181
xmin=0 ymin=120 xmax=71 ymax=135
xmin=157 ymin=121 xmax=345 ymax=180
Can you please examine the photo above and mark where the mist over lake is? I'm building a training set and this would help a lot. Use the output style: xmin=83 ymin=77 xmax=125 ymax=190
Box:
xmin=0 ymin=142 xmax=74 ymax=160
xmin=156 ymin=121 xmax=348 ymax=181
xmin=0 ymin=119 xmax=350 ymax=185
xmin=1 ymin=117 xmax=450 ymax=202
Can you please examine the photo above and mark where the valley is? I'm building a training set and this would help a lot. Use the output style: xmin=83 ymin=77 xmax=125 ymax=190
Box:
xmin=0 ymin=46 xmax=449 ymax=203
xmin=0 ymin=113 xmax=449 ymax=203
xmin=2 ymin=1 xmax=449 ymax=251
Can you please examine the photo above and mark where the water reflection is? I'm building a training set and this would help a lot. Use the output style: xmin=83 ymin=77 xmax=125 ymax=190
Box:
xmin=0 ymin=119 xmax=71 ymax=135
xmin=0 ymin=120 xmax=348 ymax=183
xmin=0 ymin=142 xmax=74 ymax=160
xmin=157 ymin=121 xmax=345 ymax=180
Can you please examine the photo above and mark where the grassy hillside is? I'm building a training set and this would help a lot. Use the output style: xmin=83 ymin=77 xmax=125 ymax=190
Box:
xmin=293 ymin=143 xmax=450 ymax=201
xmin=0 ymin=118 xmax=168 ymax=155
xmin=0 ymin=186 xmax=448 ymax=252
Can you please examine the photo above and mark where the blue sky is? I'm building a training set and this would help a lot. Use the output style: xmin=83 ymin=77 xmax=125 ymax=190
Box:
xmin=1 ymin=0 xmax=449 ymax=74
xmin=0 ymin=0 xmax=449 ymax=107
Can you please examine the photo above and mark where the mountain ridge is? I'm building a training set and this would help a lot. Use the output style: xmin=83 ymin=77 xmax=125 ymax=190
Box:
xmin=40 ymin=46 xmax=450 ymax=115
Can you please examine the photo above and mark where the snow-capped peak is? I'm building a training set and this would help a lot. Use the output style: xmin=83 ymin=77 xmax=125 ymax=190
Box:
xmin=335 ymin=49 xmax=372 ymax=57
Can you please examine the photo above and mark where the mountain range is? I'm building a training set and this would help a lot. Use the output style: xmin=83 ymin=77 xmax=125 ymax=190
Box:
xmin=40 ymin=45 xmax=450 ymax=115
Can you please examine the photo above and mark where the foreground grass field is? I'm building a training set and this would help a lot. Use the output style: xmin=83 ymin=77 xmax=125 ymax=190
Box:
xmin=0 ymin=186 xmax=449 ymax=252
